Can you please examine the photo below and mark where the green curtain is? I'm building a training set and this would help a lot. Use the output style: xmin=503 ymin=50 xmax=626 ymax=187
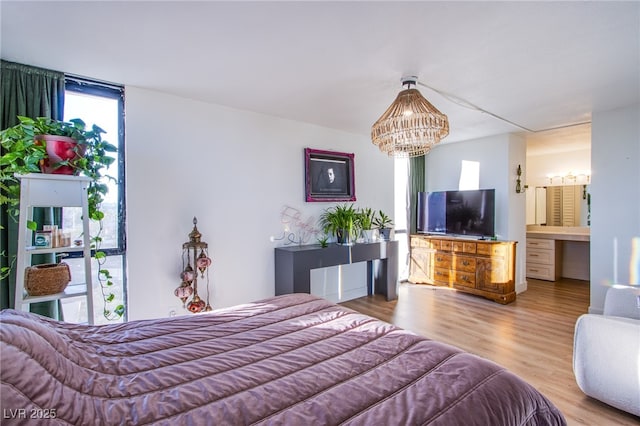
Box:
xmin=408 ymin=155 xmax=425 ymax=234
xmin=1 ymin=60 xmax=65 ymax=318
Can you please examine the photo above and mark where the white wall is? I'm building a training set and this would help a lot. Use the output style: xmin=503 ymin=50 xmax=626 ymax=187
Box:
xmin=425 ymin=134 xmax=528 ymax=293
xmin=125 ymin=87 xmax=394 ymax=320
xmin=507 ymin=133 xmax=528 ymax=291
xmin=590 ymin=104 xmax=640 ymax=313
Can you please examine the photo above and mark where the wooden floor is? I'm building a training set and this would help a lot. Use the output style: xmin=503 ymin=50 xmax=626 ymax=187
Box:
xmin=341 ymin=278 xmax=640 ymax=426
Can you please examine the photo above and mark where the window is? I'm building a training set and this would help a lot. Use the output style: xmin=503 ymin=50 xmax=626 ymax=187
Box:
xmin=394 ymin=158 xmax=410 ymax=280
xmin=61 ymin=79 xmax=126 ymax=324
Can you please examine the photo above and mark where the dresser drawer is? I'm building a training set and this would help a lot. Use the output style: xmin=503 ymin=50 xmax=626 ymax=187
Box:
xmin=452 ymin=270 xmax=475 ymax=288
xmin=440 ymin=240 xmax=452 ymax=251
xmin=477 ymin=243 xmax=507 ymax=257
xmin=433 ymin=267 xmax=450 ymax=284
xmin=526 ymin=249 xmax=554 ymax=265
xmin=453 ymin=256 xmax=476 ymax=273
xmin=463 ymin=242 xmax=477 ymax=253
xmin=411 ymin=237 xmax=427 ymax=248
xmin=411 ymin=237 xmax=439 ymax=249
xmin=452 ymin=241 xmax=477 ymax=253
xmin=526 ymin=264 xmax=554 ymax=280
xmin=526 ymin=238 xmax=555 ymax=250
xmin=434 ymin=253 xmax=451 ymax=268
xmin=476 ymin=243 xmax=490 ymax=256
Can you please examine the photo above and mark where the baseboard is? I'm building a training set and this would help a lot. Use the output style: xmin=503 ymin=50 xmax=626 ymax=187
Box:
xmin=516 ymin=280 xmax=528 ymax=294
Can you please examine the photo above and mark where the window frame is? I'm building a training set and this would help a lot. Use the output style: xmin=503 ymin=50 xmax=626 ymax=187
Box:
xmin=64 ymin=78 xmax=126 ymax=257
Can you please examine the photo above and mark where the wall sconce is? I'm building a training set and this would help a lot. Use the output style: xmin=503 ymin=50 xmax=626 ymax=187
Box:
xmin=515 ymin=164 xmax=523 ymax=193
xmin=175 ymin=217 xmax=213 ymax=313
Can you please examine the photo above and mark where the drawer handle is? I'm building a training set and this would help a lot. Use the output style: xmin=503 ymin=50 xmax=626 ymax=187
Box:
xmin=529 ymin=254 xmax=539 ymax=257
xmin=530 ymin=269 xmax=539 ymax=272
xmin=462 ymin=261 xmax=470 ymax=266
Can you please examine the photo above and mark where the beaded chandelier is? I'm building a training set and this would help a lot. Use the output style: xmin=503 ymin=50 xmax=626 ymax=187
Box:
xmin=371 ymin=77 xmax=449 ymax=157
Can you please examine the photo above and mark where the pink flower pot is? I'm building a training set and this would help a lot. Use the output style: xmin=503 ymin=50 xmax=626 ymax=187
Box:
xmin=36 ymin=135 xmax=86 ymax=175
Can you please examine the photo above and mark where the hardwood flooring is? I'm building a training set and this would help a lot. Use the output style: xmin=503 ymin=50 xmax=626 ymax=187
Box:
xmin=340 ymin=278 xmax=640 ymax=426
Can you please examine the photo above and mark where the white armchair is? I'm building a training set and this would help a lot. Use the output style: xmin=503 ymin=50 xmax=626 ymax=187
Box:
xmin=573 ymin=285 xmax=640 ymax=416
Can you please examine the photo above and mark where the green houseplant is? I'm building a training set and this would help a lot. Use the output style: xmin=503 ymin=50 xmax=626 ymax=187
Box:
xmin=319 ymin=203 xmax=360 ymax=246
xmin=1 ymin=116 xmax=117 ymax=220
xmin=373 ymin=210 xmax=394 ymax=241
xmin=356 ymin=207 xmax=376 ymax=243
xmin=0 ymin=116 xmax=123 ymax=320
xmin=316 ymin=233 xmax=330 ymax=248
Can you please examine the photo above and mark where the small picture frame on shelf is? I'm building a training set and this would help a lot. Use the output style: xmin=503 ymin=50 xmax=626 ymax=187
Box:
xmin=305 ymin=148 xmax=356 ymax=202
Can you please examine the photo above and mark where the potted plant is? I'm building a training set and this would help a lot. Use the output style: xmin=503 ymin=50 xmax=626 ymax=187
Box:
xmin=357 ymin=207 xmax=376 ymax=243
xmin=316 ymin=233 xmax=330 ymax=248
xmin=1 ymin=115 xmax=122 ymax=320
xmin=319 ymin=203 xmax=360 ymax=246
xmin=1 ymin=116 xmax=117 ymax=221
xmin=373 ymin=210 xmax=394 ymax=241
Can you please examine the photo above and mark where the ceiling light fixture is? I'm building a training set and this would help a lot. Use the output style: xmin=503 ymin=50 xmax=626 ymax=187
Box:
xmin=371 ymin=76 xmax=449 ymax=158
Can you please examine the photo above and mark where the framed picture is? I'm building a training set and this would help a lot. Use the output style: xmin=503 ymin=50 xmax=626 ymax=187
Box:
xmin=305 ymin=148 xmax=356 ymax=202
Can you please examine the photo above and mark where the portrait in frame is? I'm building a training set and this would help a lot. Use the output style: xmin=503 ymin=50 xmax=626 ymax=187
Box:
xmin=305 ymin=148 xmax=356 ymax=202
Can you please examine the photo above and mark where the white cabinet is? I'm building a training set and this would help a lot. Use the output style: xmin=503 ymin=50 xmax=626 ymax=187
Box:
xmin=526 ymin=238 xmax=562 ymax=281
xmin=14 ymin=174 xmax=94 ymax=324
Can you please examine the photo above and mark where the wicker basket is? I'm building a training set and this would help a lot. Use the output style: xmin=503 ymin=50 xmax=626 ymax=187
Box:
xmin=24 ymin=263 xmax=71 ymax=296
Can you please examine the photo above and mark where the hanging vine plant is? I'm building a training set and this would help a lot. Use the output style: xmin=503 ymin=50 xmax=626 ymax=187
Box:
xmin=92 ymin=226 xmax=125 ymax=321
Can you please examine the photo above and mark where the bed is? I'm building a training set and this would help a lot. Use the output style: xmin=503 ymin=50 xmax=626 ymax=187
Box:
xmin=1 ymin=293 xmax=565 ymax=425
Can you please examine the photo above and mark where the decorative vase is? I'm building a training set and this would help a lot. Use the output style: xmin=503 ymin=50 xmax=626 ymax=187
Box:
xmin=379 ymin=228 xmax=392 ymax=241
xmin=361 ymin=229 xmax=375 ymax=243
xmin=336 ymin=228 xmax=353 ymax=245
xmin=36 ymin=135 xmax=86 ymax=175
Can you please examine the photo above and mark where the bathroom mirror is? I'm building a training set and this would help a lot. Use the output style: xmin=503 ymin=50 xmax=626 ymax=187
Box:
xmin=526 ymin=185 xmax=590 ymax=226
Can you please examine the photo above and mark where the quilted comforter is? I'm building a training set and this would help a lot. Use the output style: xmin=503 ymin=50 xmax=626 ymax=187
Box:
xmin=1 ymin=293 xmax=565 ymax=425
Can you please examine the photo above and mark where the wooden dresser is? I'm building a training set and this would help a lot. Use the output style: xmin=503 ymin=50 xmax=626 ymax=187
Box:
xmin=409 ymin=235 xmax=517 ymax=304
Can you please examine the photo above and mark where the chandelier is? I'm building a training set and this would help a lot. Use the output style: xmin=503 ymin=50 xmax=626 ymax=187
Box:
xmin=371 ymin=76 xmax=450 ymax=157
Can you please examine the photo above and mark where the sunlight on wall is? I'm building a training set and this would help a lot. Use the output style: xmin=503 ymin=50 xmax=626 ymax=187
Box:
xmin=631 ymin=237 xmax=640 ymax=285
xmin=394 ymin=158 xmax=409 ymax=230
xmin=602 ymin=237 xmax=640 ymax=287
xmin=459 ymin=160 xmax=479 ymax=190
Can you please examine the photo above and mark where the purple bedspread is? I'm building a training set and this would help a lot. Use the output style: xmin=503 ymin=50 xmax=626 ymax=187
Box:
xmin=1 ymin=294 xmax=565 ymax=425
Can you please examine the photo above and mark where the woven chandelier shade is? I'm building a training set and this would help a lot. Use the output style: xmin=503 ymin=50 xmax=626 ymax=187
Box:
xmin=371 ymin=86 xmax=449 ymax=158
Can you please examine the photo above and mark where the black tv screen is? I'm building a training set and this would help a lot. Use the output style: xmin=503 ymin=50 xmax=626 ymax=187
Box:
xmin=446 ymin=189 xmax=495 ymax=237
xmin=417 ymin=191 xmax=447 ymax=233
xmin=417 ymin=189 xmax=495 ymax=238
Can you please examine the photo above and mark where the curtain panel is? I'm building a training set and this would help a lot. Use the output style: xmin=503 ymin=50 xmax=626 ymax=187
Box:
xmin=1 ymin=60 xmax=65 ymax=317
xmin=407 ymin=155 xmax=425 ymax=234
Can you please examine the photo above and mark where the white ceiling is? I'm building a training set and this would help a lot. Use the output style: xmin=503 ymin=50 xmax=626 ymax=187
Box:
xmin=1 ymin=1 xmax=638 ymax=155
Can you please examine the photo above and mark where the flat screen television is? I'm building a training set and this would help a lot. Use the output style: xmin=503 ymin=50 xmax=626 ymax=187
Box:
xmin=417 ymin=189 xmax=496 ymax=239
xmin=417 ymin=191 xmax=447 ymax=234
